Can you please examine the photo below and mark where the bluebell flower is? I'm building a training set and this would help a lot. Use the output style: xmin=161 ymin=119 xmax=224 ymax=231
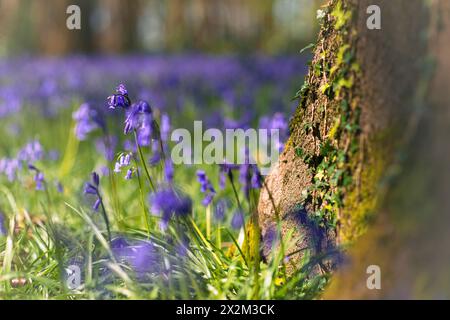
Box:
xmin=0 ymin=158 xmax=20 ymax=182
xmin=125 ymin=168 xmax=133 ymax=180
xmin=238 ymin=149 xmax=262 ymax=199
xmin=107 ymin=84 xmax=131 ymax=109
xmin=92 ymin=172 xmax=100 ymax=187
xmin=160 ymin=113 xmax=170 ymax=143
xmin=95 ymin=136 xmax=117 ymax=162
xmin=196 ymin=170 xmax=216 ymax=206
xmin=218 ymin=161 xmax=239 ymax=190
xmin=48 ymin=150 xmax=60 ymax=161
xmin=113 ymin=153 xmax=131 ymax=174
xmin=231 ymin=210 xmax=244 ymax=230
xmin=73 ymin=103 xmax=100 ymax=141
xmin=259 ymin=112 xmax=289 ymax=153
xmin=82 ymin=172 xmax=111 ymax=241
xmin=149 ymin=140 xmax=162 ymax=166
xmin=56 ymin=181 xmax=64 ymax=193
xmin=149 ymin=187 xmax=192 ymax=231
xmin=164 ymin=159 xmax=174 ymax=183
xmin=84 ymin=183 xmax=97 ymax=196
xmin=251 ymin=165 xmax=263 ymax=189
xmin=123 ymin=140 xmax=136 ymax=153
xmin=35 ymin=172 xmax=45 ymax=190
xmin=18 ymin=140 xmax=44 ymax=163
xmin=115 ymin=83 xmax=128 ymax=96
xmin=83 ymin=173 xmax=102 ymax=211
xmin=28 ymin=164 xmax=45 ymax=191
xmin=121 ymin=99 xmax=154 ymax=148
xmin=112 ymin=238 xmax=160 ymax=277
xmin=129 ymin=241 xmax=159 ymax=274
xmin=136 ymin=122 xmax=152 ymax=146
xmin=175 ymin=237 xmax=190 ymax=258
xmin=0 ymin=211 xmax=7 ymax=237
xmin=93 ymin=198 xmax=101 ymax=211
xmin=214 ymin=200 xmax=227 ymax=222
xmin=124 ymin=104 xmax=139 ymax=135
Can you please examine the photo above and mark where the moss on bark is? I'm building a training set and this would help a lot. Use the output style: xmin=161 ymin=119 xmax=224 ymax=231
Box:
xmin=258 ymin=0 xmax=435 ymax=294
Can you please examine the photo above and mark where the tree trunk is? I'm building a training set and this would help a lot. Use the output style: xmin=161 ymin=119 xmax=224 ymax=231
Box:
xmin=258 ymin=0 xmax=450 ymax=298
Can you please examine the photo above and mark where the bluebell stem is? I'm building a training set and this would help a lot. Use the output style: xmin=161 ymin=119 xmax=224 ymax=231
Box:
xmin=83 ymin=172 xmax=111 ymax=242
xmin=108 ymin=84 xmax=156 ymax=191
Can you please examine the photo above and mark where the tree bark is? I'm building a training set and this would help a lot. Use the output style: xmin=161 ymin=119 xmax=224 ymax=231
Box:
xmin=258 ymin=0 xmax=450 ymax=298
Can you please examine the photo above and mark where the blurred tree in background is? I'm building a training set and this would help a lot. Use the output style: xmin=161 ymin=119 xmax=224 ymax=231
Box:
xmin=0 ymin=0 xmax=324 ymax=56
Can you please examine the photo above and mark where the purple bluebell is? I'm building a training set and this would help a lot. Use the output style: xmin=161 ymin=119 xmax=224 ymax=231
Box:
xmin=125 ymin=168 xmax=133 ymax=180
xmin=48 ymin=150 xmax=60 ymax=161
xmin=95 ymin=136 xmax=117 ymax=162
xmin=113 ymin=153 xmax=131 ymax=174
xmin=124 ymin=104 xmax=139 ymax=135
xmin=107 ymin=84 xmax=131 ymax=109
xmin=28 ymin=164 xmax=45 ymax=190
xmin=214 ymin=200 xmax=226 ymax=222
xmin=93 ymin=198 xmax=101 ymax=211
xmin=0 ymin=158 xmax=20 ymax=182
xmin=84 ymin=183 xmax=97 ymax=196
xmin=259 ymin=112 xmax=289 ymax=153
xmin=100 ymin=166 xmax=109 ymax=177
xmin=111 ymin=237 xmax=161 ymax=277
xmin=149 ymin=140 xmax=162 ymax=166
xmin=56 ymin=181 xmax=64 ymax=193
xmin=83 ymin=172 xmax=102 ymax=211
xmin=83 ymin=173 xmax=111 ymax=241
xmin=136 ymin=122 xmax=152 ymax=146
xmin=149 ymin=187 xmax=192 ymax=231
xmin=164 ymin=159 xmax=174 ymax=183
xmin=238 ymin=149 xmax=262 ymax=199
xmin=0 ymin=211 xmax=7 ymax=236
xmin=73 ymin=103 xmax=99 ymax=141
xmin=18 ymin=140 xmax=44 ymax=163
xmin=92 ymin=172 xmax=100 ymax=187
xmin=123 ymin=140 xmax=136 ymax=153
xmin=35 ymin=172 xmax=45 ymax=191
xmin=113 ymin=162 xmax=122 ymax=173
xmin=218 ymin=161 xmax=239 ymax=190
xmin=116 ymin=83 xmax=128 ymax=96
xmin=129 ymin=241 xmax=159 ymax=274
xmin=175 ymin=238 xmax=190 ymax=258
xmin=196 ymin=170 xmax=216 ymax=206
xmin=251 ymin=166 xmax=263 ymax=189
xmin=160 ymin=113 xmax=170 ymax=143
xmin=231 ymin=210 xmax=244 ymax=230
xmin=122 ymin=100 xmax=153 ymax=147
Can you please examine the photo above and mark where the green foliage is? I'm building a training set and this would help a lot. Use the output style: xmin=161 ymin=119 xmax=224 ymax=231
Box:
xmin=0 ymin=105 xmax=327 ymax=300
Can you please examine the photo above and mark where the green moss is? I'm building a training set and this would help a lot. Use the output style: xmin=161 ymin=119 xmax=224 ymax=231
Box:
xmin=331 ymin=0 xmax=352 ymax=30
xmin=339 ymin=135 xmax=387 ymax=243
xmin=288 ymin=0 xmax=380 ymax=245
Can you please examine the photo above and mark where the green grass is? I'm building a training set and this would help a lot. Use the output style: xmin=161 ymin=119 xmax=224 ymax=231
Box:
xmin=0 ymin=103 xmax=329 ymax=300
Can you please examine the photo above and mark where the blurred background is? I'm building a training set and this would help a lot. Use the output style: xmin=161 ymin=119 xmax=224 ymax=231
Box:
xmin=0 ymin=0 xmax=323 ymax=56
